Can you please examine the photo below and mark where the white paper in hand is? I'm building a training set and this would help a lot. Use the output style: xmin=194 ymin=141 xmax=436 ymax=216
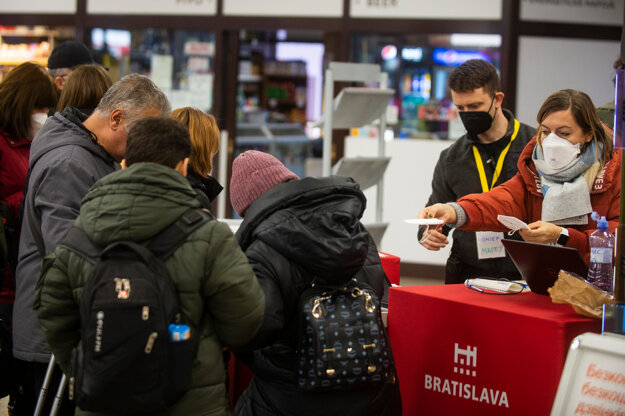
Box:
xmin=497 ymin=215 xmax=530 ymax=235
xmin=405 ymin=218 xmax=444 ymax=225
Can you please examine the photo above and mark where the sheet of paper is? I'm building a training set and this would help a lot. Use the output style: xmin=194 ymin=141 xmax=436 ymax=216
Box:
xmin=405 ymin=218 xmax=444 ymax=225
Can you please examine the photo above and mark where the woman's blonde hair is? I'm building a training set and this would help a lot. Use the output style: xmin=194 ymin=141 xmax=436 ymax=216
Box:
xmin=57 ymin=64 xmax=112 ymax=112
xmin=171 ymin=107 xmax=220 ymax=175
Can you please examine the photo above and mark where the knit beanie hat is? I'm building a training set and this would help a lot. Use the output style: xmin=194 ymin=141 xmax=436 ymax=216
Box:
xmin=48 ymin=40 xmax=96 ymax=69
xmin=230 ymin=150 xmax=299 ymax=216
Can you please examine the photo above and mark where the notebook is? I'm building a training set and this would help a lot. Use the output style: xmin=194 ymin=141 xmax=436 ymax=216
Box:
xmin=501 ymin=239 xmax=589 ymax=296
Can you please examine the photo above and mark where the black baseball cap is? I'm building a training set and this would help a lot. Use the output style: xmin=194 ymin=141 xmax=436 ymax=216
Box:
xmin=47 ymin=40 xmax=96 ymax=70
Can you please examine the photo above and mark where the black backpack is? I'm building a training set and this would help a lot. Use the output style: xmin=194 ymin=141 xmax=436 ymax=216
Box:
xmin=297 ymin=278 xmax=396 ymax=391
xmin=59 ymin=209 xmax=210 ymax=414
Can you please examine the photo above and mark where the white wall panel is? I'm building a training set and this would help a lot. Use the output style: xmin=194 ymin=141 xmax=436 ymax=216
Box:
xmin=516 ymin=36 xmax=619 ymax=127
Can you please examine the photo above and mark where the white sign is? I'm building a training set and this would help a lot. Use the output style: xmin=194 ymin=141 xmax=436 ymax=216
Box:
xmin=184 ymin=42 xmax=214 ymax=57
xmin=88 ymin=0 xmax=216 ymax=15
xmin=150 ymin=54 xmax=173 ymax=91
xmin=476 ymin=232 xmax=506 ymax=259
xmin=169 ymin=90 xmax=190 ymax=112
xmin=223 ymin=0 xmax=342 ymax=17
xmin=350 ymin=0 xmax=502 ymax=20
xmin=188 ymin=73 xmax=213 ymax=111
xmin=521 ymin=0 xmax=623 ymax=26
xmin=0 ymin=0 xmax=75 ymax=13
xmin=551 ymin=332 xmax=625 ymax=415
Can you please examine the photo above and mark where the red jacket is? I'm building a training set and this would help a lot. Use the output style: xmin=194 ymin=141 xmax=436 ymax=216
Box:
xmin=0 ymin=129 xmax=30 ymax=303
xmin=457 ymin=137 xmax=621 ymax=264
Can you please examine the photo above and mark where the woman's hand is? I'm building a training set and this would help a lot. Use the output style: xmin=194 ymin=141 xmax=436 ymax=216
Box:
xmin=518 ymin=221 xmax=562 ymax=244
xmin=417 ymin=204 xmax=457 ymax=251
xmin=418 ymin=203 xmax=457 ymax=224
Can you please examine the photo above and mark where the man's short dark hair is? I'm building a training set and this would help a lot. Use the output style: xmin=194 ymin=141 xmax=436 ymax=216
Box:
xmin=448 ymin=59 xmax=500 ymax=96
xmin=125 ymin=117 xmax=191 ymax=169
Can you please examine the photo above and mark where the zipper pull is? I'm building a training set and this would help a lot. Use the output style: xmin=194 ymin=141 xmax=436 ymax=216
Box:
xmin=145 ymin=332 xmax=158 ymax=354
xmin=69 ymin=377 xmax=75 ymax=400
xmin=141 ymin=306 xmax=149 ymax=320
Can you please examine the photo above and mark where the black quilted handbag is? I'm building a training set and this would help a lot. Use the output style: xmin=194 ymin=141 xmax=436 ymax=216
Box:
xmin=297 ymin=278 xmax=395 ymax=391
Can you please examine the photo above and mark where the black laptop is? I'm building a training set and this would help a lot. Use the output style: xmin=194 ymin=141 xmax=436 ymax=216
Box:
xmin=501 ymin=239 xmax=589 ymax=296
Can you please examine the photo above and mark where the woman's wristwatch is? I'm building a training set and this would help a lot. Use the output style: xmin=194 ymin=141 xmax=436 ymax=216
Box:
xmin=556 ymin=227 xmax=569 ymax=246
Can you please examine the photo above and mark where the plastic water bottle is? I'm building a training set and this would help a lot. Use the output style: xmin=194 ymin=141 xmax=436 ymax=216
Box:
xmin=586 ymin=211 xmax=614 ymax=294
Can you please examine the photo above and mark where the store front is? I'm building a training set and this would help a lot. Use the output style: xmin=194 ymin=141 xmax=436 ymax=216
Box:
xmin=88 ymin=28 xmax=216 ymax=115
xmin=0 ymin=25 xmax=75 ymax=81
xmin=233 ymin=29 xmax=326 ymax=179
xmin=349 ymin=33 xmax=501 ymax=141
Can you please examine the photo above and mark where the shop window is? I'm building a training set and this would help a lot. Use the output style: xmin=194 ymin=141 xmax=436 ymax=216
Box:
xmin=235 ymin=30 xmax=325 ymax=192
xmin=349 ymin=33 xmax=501 ymax=140
xmin=0 ymin=25 xmax=75 ymax=81
xmin=90 ymin=28 xmax=215 ymax=114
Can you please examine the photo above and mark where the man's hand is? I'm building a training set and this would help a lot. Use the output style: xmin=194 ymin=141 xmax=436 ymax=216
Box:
xmin=419 ymin=228 xmax=449 ymax=251
xmin=518 ymin=221 xmax=561 ymax=244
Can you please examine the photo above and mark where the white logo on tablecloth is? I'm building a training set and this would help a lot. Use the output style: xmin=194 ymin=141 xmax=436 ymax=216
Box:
xmin=423 ymin=341 xmax=509 ymax=408
xmin=454 ymin=343 xmax=477 ymax=377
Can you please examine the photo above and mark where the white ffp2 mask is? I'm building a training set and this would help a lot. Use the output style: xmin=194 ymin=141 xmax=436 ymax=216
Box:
xmin=540 ymin=132 xmax=581 ymax=172
xmin=28 ymin=112 xmax=48 ymax=140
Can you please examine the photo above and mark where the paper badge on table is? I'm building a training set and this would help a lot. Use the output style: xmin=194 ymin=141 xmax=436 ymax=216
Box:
xmin=476 ymin=231 xmax=506 ymax=259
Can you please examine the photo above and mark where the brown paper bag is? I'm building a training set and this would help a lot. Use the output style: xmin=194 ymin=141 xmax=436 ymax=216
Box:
xmin=548 ymin=270 xmax=614 ymax=319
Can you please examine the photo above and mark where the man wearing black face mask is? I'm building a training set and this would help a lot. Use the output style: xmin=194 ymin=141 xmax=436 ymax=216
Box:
xmin=418 ymin=59 xmax=536 ymax=284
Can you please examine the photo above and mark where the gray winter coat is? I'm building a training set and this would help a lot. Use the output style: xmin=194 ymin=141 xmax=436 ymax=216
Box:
xmin=13 ymin=107 xmax=119 ymax=362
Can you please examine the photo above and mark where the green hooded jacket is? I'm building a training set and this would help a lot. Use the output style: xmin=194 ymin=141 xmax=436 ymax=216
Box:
xmin=34 ymin=162 xmax=265 ymax=416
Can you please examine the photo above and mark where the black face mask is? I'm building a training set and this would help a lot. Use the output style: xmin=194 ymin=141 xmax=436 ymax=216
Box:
xmin=459 ymin=95 xmax=496 ymax=136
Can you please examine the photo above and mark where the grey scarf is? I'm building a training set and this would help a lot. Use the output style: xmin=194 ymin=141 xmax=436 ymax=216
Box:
xmin=532 ymin=141 xmax=601 ymax=225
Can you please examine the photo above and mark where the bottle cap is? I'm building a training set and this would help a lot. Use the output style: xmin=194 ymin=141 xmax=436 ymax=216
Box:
xmin=591 ymin=211 xmax=609 ymax=230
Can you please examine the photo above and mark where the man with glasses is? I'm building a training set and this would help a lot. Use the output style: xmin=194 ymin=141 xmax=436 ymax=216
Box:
xmin=47 ymin=40 xmax=96 ymax=91
xmin=418 ymin=59 xmax=536 ymax=284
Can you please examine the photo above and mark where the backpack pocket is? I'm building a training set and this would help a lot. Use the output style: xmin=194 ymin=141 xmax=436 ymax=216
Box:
xmin=166 ymin=336 xmax=194 ymax=403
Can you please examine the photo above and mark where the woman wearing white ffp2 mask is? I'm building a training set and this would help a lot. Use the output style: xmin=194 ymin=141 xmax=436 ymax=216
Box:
xmin=539 ymin=132 xmax=581 ymax=173
xmin=418 ymin=89 xmax=619 ymax=266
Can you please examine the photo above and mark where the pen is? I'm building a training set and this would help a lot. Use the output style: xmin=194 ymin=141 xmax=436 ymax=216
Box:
xmin=465 ymin=283 xmax=484 ymax=293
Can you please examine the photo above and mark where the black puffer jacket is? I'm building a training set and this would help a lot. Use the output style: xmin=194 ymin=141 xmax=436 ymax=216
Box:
xmin=234 ymin=176 xmax=401 ymax=416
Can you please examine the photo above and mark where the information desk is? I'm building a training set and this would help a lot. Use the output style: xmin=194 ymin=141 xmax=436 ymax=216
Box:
xmin=388 ymin=285 xmax=602 ymax=415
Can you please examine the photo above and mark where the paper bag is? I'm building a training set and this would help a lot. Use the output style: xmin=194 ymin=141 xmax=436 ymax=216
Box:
xmin=548 ymin=270 xmax=613 ymax=319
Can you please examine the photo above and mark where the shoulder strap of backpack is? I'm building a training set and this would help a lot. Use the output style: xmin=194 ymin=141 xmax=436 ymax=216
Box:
xmin=61 ymin=226 xmax=101 ymax=265
xmin=148 ymin=209 xmax=212 ymax=260
xmin=60 ymin=209 xmax=212 ymax=264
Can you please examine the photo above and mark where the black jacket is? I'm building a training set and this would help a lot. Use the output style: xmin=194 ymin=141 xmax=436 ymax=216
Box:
xmin=234 ymin=176 xmax=401 ymax=416
xmin=186 ymin=167 xmax=223 ymax=213
xmin=422 ymin=109 xmax=536 ymax=284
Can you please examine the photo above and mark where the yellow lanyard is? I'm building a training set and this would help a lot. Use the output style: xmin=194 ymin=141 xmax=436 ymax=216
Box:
xmin=472 ymin=119 xmax=520 ymax=193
